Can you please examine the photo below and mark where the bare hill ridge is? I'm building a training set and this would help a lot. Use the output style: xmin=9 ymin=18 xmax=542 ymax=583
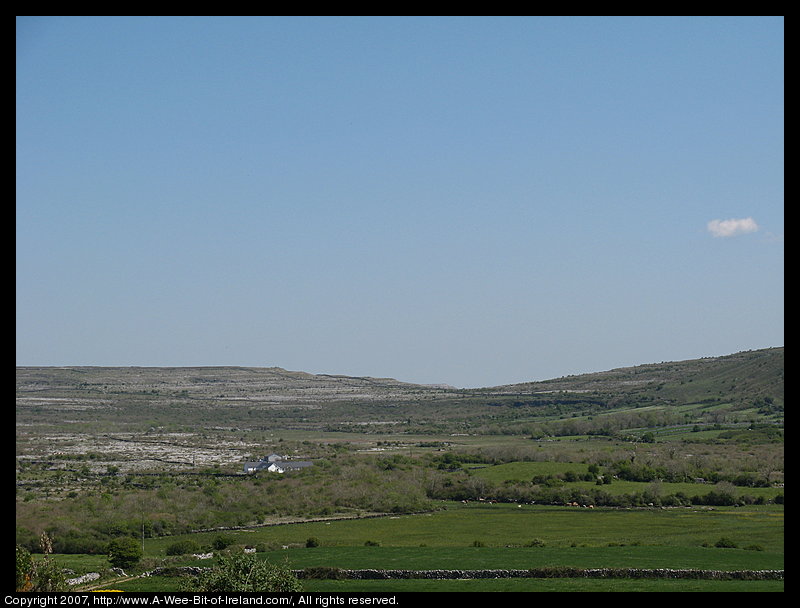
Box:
xmin=17 ymin=347 xmax=783 ymax=409
xmin=15 ymin=365 xmax=436 ymax=406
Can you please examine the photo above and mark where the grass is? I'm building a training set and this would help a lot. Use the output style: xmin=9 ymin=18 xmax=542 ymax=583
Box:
xmin=136 ymin=502 xmax=783 ymax=559
xmin=56 ymin=501 xmax=782 ymax=592
xmin=269 ymin=545 xmax=783 ymax=571
xmin=99 ymin=543 xmax=785 ymax=592
xmin=49 ymin=482 xmax=783 ymax=594
xmin=109 ymin=574 xmax=784 ymax=593
xmin=297 ymin=578 xmax=784 ymax=592
xmin=217 ymin=503 xmax=778 ymax=552
xmin=106 ymin=572 xmax=784 ymax=593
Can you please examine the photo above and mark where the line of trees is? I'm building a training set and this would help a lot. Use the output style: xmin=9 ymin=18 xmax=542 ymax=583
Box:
xmin=423 ymin=470 xmax=782 ymax=509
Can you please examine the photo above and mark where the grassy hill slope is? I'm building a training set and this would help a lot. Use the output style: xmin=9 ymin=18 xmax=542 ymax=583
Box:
xmin=489 ymin=347 xmax=783 ymax=407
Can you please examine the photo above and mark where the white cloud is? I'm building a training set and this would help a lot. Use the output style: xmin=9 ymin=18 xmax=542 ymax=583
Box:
xmin=707 ymin=217 xmax=759 ymax=238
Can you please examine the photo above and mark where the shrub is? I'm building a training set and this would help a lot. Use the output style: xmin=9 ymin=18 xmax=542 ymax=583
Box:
xmin=212 ymin=535 xmax=234 ymax=550
xmin=166 ymin=540 xmax=201 ymax=556
xmin=186 ymin=553 xmax=301 ymax=592
xmin=107 ymin=536 xmax=143 ymax=569
xmin=16 ymin=545 xmax=33 ymax=591
xmin=305 ymin=537 xmax=320 ymax=548
xmin=28 ymin=556 xmax=67 ymax=592
xmin=714 ymin=537 xmax=738 ymax=548
xmin=302 ymin=567 xmax=346 ymax=580
xmin=16 ymin=540 xmax=67 ymax=592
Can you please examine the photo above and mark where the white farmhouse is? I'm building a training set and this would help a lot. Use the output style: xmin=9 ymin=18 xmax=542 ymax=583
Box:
xmin=243 ymin=454 xmax=312 ymax=474
xmin=266 ymin=460 xmax=313 ymax=474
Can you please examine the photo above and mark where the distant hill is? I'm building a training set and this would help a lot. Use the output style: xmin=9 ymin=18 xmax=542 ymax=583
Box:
xmin=16 ymin=347 xmax=783 ymax=414
xmin=16 ymin=348 xmax=783 ymax=439
xmin=489 ymin=347 xmax=783 ymax=408
xmin=15 ymin=364 xmax=433 ymax=405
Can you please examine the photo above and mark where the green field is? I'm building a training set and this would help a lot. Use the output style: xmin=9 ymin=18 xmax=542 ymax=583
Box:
xmin=53 ymin=501 xmax=782 ymax=592
xmin=145 ymin=502 xmax=782 ymax=552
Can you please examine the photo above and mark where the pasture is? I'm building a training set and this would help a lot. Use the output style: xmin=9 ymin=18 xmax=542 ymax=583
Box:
xmin=143 ymin=502 xmax=784 ymax=554
xmin=61 ymin=501 xmax=782 ymax=592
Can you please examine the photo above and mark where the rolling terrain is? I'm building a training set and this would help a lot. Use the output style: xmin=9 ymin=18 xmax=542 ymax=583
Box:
xmin=16 ymin=348 xmax=783 ymax=473
xmin=16 ymin=348 xmax=783 ymax=592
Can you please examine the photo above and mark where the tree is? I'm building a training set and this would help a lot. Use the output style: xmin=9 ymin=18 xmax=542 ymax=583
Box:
xmin=186 ymin=553 xmax=301 ymax=592
xmin=107 ymin=536 xmax=142 ymax=570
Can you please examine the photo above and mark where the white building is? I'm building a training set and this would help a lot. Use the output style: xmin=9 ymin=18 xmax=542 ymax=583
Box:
xmin=266 ymin=460 xmax=313 ymax=474
xmin=243 ymin=454 xmax=312 ymax=474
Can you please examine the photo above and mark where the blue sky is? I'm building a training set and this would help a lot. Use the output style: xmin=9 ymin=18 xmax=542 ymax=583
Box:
xmin=16 ymin=16 xmax=783 ymax=388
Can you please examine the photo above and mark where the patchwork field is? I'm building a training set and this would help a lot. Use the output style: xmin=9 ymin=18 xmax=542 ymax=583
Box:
xmin=16 ymin=348 xmax=783 ymax=592
xmin=51 ymin=501 xmax=782 ymax=592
